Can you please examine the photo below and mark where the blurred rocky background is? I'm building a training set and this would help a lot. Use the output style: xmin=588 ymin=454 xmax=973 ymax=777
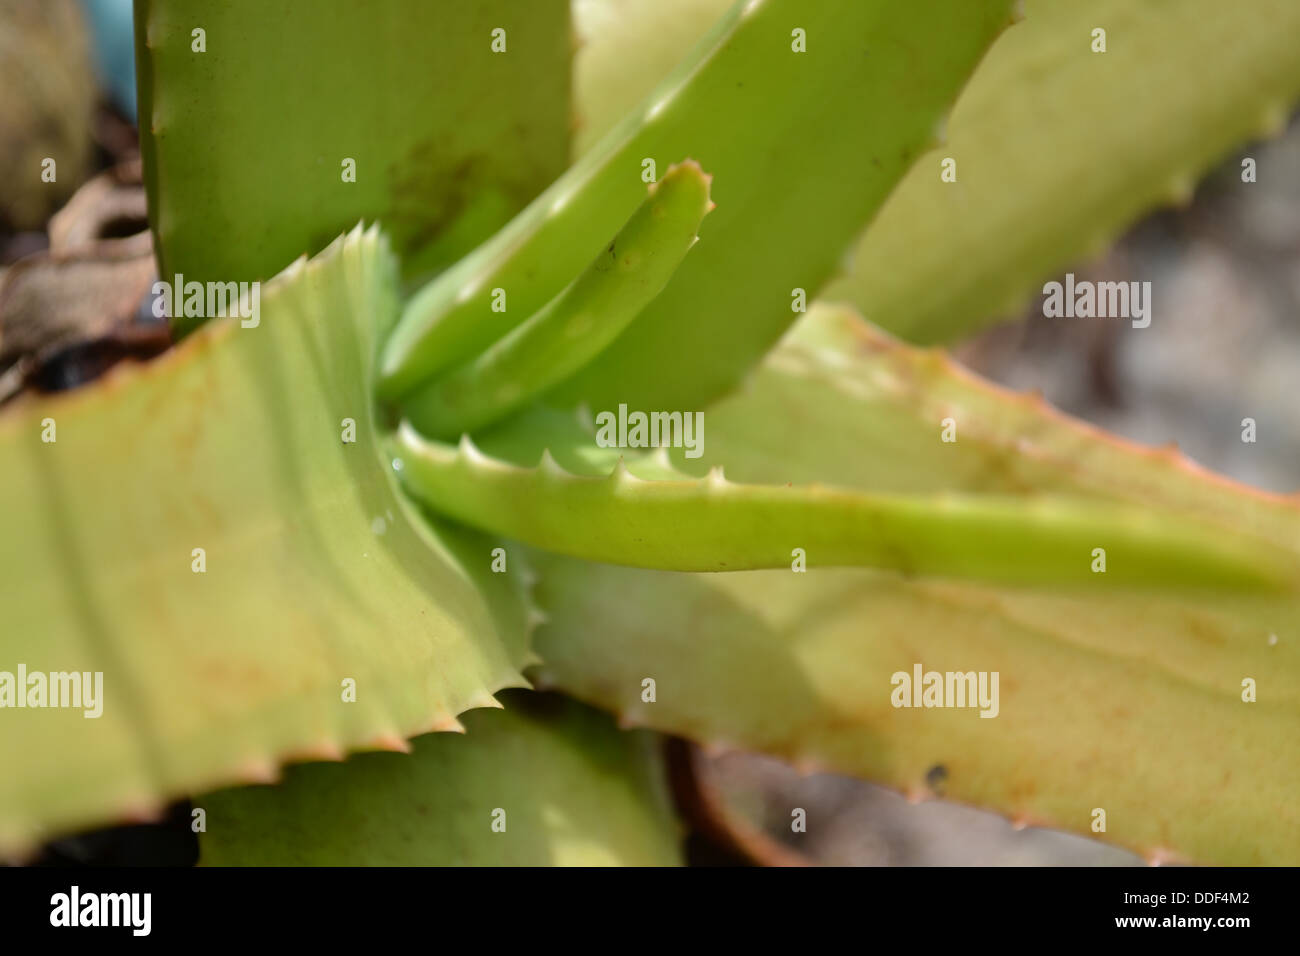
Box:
xmin=0 ymin=0 xmax=161 ymax=405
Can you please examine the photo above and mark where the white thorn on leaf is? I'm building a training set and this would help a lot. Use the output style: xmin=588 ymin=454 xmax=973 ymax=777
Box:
xmin=538 ymin=448 xmax=567 ymax=477
xmin=648 ymin=446 xmax=674 ymax=471
xmin=457 ymin=433 xmax=489 ymax=466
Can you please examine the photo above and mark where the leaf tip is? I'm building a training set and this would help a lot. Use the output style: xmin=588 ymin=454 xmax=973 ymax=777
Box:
xmin=468 ymin=691 xmax=504 ymax=711
xmin=648 ymin=446 xmax=674 ymax=472
xmin=368 ymin=732 xmax=413 ymax=754
xmin=456 ymin=432 xmax=489 ymax=467
xmin=426 ymin=712 xmax=467 ymax=735
xmin=538 ymin=447 xmax=566 ymax=477
xmin=236 ymin=756 xmax=282 ymax=785
xmin=610 ymin=456 xmax=639 ymax=485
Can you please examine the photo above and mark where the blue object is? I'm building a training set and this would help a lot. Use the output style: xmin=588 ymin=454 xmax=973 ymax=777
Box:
xmin=79 ymin=0 xmax=136 ymax=118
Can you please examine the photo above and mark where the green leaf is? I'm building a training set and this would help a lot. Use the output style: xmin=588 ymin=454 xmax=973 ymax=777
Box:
xmin=135 ymin=0 xmax=572 ymax=332
xmin=399 ymin=160 xmax=714 ymax=437
xmin=380 ymin=0 xmax=1017 ymax=410
xmin=573 ymin=1 xmax=1300 ymax=347
xmin=526 ymin=308 xmax=1300 ymax=864
xmin=198 ymin=693 xmax=681 ymax=866
xmin=571 ymin=0 xmax=734 ymax=158
xmin=732 ymin=305 xmax=1300 ymax=551
xmin=822 ymin=0 xmax=1300 ymax=343
xmin=389 ymin=417 xmax=1297 ymax=593
xmin=0 ymin=228 xmax=531 ymax=856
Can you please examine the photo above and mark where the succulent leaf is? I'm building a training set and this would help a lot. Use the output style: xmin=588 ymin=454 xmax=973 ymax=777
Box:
xmin=572 ymin=0 xmax=1300 ymax=347
xmin=198 ymin=694 xmax=681 ymax=866
xmin=379 ymin=0 xmax=1017 ymax=409
xmin=0 ymin=228 xmax=531 ymax=855
xmin=399 ymin=161 xmax=713 ymax=438
xmin=826 ymin=0 xmax=1300 ymax=343
xmin=526 ymin=307 xmax=1300 ymax=865
xmin=388 ymin=413 xmax=1297 ymax=593
xmin=571 ymin=0 xmax=734 ymax=158
xmin=135 ymin=0 xmax=572 ymax=333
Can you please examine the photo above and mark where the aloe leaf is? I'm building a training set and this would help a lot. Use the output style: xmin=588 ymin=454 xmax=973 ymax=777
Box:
xmin=135 ymin=0 xmax=571 ymax=332
xmin=525 ymin=308 xmax=1300 ymax=864
xmin=732 ymin=306 xmax=1300 ymax=551
xmin=532 ymin=560 xmax=1300 ymax=865
xmin=823 ymin=0 xmax=1300 ymax=343
xmin=571 ymin=0 xmax=734 ymax=158
xmin=400 ymin=161 xmax=713 ymax=438
xmin=379 ymin=0 xmax=1016 ymax=409
xmin=0 ymin=228 xmax=532 ymax=856
xmin=198 ymin=694 xmax=681 ymax=866
xmin=573 ymin=1 xmax=1300 ymax=347
xmin=388 ymin=416 xmax=1297 ymax=593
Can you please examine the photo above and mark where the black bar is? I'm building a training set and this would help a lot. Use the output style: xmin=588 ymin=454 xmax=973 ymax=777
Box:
xmin=0 ymin=865 xmax=1282 ymax=942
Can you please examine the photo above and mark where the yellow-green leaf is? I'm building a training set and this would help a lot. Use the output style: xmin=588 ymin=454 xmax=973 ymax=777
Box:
xmin=528 ymin=307 xmax=1300 ymax=864
xmin=825 ymin=0 xmax=1300 ymax=343
xmin=0 ymin=227 xmax=530 ymax=856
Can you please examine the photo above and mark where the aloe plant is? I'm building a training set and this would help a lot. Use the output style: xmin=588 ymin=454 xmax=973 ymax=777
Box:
xmin=2 ymin=0 xmax=1298 ymax=866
